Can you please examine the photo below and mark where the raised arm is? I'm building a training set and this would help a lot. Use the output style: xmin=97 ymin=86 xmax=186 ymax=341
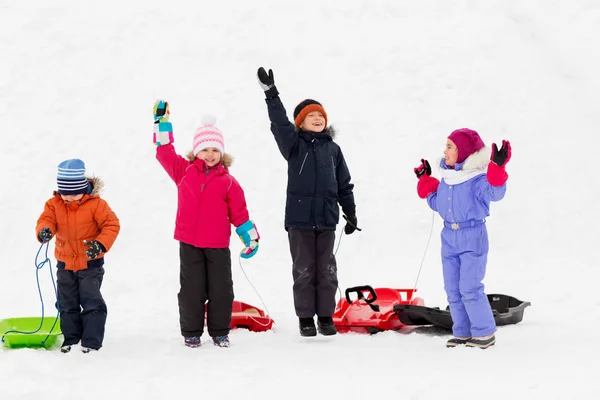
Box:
xmin=257 ymin=67 xmax=298 ymax=160
xmin=153 ymin=100 xmax=191 ymax=184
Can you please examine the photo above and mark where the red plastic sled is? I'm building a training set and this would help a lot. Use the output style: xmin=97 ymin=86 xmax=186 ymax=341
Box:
xmin=332 ymin=285 xmax=424 ymax=334
xmin=204 ymin=301 xmax=274 ymax=332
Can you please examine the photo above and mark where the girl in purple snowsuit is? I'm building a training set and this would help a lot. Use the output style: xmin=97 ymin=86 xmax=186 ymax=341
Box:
xmin=414 ymin=128 xmax=512 ymax=349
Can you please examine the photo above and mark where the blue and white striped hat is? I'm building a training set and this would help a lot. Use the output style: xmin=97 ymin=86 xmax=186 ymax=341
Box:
xmin=57 ymin=159 xmax=89 ymax=195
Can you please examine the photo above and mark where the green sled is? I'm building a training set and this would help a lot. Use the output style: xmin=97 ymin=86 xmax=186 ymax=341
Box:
xmin=0 ymin=317 xmax=62 ymax=349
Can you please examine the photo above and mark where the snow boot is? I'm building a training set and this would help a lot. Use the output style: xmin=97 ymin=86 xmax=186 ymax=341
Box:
xmin=212 ymin=335 xmax=230 ymax=348
xmin=299 ymin=317 xmax=317 ymax=337
xmin=60 ymin=345 xmax=72 ymax=353
xmin=317 ymin=317 xmax=337 ymax=336
xmin=81 ymin=347 xmax=98 ymax=353
xmin=466 ymin=334 xmax=496 ymax=349
xmin=184 ymin=336 xmax=201 ymax=348
xmin=446 ymin=337 xmax=471 ymax=348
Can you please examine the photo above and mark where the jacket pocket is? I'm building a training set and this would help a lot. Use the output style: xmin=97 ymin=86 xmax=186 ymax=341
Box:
xmin=286 ymin=194 xmax=313 ymax=223
xmin=323 ymin=196 xmax=340 ymax=226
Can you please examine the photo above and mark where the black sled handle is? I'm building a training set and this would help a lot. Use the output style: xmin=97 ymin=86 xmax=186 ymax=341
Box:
xmin=345 ymin=285 xmax=380 ymax=312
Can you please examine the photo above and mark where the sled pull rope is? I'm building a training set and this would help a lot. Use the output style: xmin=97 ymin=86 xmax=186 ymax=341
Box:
xmin=334 ymin=228 xmax=344 ymax=301
xmin=1 ymin=242 xmax=60 ymax=345
xmin=237 ymin=254 xmax=274 ymax=328
xmin=412 ymin=210 xmax=436 ymax=291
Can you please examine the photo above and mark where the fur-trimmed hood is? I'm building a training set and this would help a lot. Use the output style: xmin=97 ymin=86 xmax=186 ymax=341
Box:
xmin=184 ymin=152 xmax=233 ymax=168
xmin=88 ymin=177 xmax=104 ymax=196
xmin=296 ymin=125 xmax=337 ymax=140
xmin=437 ymin=146 xmax=491 ymax=172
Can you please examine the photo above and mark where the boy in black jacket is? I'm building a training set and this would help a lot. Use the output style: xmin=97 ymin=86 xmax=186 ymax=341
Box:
xmin=257 ymin=67 xmax=358 ymax=337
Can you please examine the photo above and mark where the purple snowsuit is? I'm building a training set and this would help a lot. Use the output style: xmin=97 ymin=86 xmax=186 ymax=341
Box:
xmin=426 ymin=155 xmax=506 ymax=338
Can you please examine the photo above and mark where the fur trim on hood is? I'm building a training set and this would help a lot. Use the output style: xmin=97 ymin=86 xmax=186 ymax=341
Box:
xmin=296 ymin=125 xmax=337 ymax=139
xmin=185 ymin=152 xmax=233 ymax=168
xmin=88 ymin=177 xmax=104 ymax=196
xmin=437 ymin=146 xmax=491 ymax=172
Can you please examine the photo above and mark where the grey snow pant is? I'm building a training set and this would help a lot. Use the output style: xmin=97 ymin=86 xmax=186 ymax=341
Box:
xmin=288 ymin=228 xmax=338 ymax=318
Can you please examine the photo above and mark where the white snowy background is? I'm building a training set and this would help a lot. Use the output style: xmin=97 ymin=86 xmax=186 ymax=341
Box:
xmin=1 ymin=0 xmax=599 ymax=398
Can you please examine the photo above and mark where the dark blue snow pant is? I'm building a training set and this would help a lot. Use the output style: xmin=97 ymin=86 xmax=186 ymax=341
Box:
xmin=56 ymin=261 xmax=107 ymax=350
xmin=288 ymin=228 xmax=338 ymax=318
xmin=441 ymin=224 xmax=496 ymax=338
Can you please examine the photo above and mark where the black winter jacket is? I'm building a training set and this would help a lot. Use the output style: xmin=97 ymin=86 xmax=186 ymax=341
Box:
xmin=265 ymin=96 xmax=355 ymax=231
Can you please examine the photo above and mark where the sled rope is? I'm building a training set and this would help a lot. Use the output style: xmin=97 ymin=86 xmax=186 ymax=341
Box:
xmin=334 ymin=230 xmax=344 ymax=301
xmin=1 ymin=242 xmax=60 ymax=345
xmin=412 ymin=210 xmax=436 ymax=291
xmin=237 ymin=254 xmax=274 ymax=328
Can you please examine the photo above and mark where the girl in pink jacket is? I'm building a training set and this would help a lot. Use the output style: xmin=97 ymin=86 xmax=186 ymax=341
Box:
xmin=153 ymin=101 xmax=259 ymax=349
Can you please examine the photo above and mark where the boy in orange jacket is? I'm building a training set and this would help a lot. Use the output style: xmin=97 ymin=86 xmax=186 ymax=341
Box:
xmin=36 ymin=158 xmax=120 ymax=353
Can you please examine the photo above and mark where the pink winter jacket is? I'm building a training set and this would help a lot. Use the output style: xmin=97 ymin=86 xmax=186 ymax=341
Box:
xmin=156 ymin=144 xmax=249 ymax=248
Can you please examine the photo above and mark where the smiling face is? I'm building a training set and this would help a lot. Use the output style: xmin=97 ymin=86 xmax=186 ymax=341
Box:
xmin=195 ymin=147 xmax=222 ymax=167
xmin=299 ymin=111 xmax=326 ymax=133
xmin=444 ymin=139 xmax=459 ymax=167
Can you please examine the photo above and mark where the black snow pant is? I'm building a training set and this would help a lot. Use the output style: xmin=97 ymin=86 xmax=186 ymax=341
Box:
xmin=56 ymin=263 xmax=107 ymax=350
xmin=288 ymin=228 xmax=338 ymax=318
xmin=178 ymin=242 xmax=234 ymax=338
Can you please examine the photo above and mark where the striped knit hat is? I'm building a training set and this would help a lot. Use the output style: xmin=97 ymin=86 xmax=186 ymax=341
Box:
xmin=193 ymin=115 xmax=224 ymax=156
xmin=57 ymin=159 xmax=89 ymax=195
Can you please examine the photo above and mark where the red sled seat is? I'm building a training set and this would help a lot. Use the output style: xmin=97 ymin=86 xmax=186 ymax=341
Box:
xmin=204 ymin=301 xmax=274 ymax=333
xmin=332 ymin=286 xmax=424 ymax=334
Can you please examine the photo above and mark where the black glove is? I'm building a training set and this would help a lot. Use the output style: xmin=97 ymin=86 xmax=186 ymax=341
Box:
xmin=38 ymin=227 xmax=52 ymax=242
xmin=491 ymin=140 xmax=511 ymax=166
xmin=414 ymin=159 xmax=432 ymax=179
xmin=85 ymin=240 xmax=106 ymax=260
xmin=257 ymin=67 xmax=279 ymax=99
xmin=343 ymin=215 xmax=360 ymax=235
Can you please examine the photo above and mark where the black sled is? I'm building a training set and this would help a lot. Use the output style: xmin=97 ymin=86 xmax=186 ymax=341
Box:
xmin=393 ymin=294 xmax=531 ymax=330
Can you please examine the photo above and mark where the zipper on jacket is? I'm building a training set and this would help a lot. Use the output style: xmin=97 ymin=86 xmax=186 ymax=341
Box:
xmin=299 ymin=152 xmax=308 ymax=175
xmin=201 ymin=168 xmax=210 ymax=192
xmin=331 ymin=156 xmax=336 ymax=180
xmin=311 ymin=140 xmax=318 ymax=229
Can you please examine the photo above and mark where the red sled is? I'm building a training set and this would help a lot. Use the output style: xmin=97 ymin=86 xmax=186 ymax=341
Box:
xmin=332 ymin=285 xmax=424 ymax=334
xmin=204 ymin=301 xmax=274 ymax=332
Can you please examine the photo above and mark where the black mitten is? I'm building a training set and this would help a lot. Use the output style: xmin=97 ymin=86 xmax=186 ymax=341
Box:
xmin=85 ymin=240 xmax=106 ymax=260
xmin=38 ymin=227 xmax=52 ymax=242
xmin=343 ymin=215 xmax=359 ymax=235
xmin=257 ymin=67 xmax=279 ymax=99
xmin=414 ymin=159 xmax=432 ymax=179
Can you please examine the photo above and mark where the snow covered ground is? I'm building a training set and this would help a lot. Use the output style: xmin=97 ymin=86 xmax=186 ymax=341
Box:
xmin=1 ymin=0 xmax=599 ymax=398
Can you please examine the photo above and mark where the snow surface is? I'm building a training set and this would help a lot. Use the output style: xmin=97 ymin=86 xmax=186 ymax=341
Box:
xmin=1 ymin=0 xmax=599 ymax=398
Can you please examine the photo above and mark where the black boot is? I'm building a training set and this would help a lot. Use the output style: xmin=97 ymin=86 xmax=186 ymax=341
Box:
xmin=317 ymin=317 xmax=337 ymax=336
xmin=299 ymin=317 xmax=317 ymax=337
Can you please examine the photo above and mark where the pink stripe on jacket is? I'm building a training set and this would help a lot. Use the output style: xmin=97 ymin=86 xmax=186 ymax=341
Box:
xmin=156 ymin=144 xmax=249 ymax=248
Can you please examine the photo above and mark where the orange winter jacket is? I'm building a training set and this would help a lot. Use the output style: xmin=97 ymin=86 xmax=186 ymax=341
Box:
xmin=36 ymin=178 xmax=120 ymax=271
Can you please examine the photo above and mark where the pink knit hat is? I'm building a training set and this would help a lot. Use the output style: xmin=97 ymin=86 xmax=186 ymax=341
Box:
xmin=448 ymin=128 xmax=485 ymax=164
xmin=193 ymin=115 xmax=224 ymax=156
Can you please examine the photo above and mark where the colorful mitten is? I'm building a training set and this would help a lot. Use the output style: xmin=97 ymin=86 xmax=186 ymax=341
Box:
xmin=153 ymin=100 xmax=174 ymax=146
xmin=236 ymin=220 xmax=260 ymax=259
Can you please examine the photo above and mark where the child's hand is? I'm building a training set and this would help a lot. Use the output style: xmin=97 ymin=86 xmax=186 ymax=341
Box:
xmin=257 ymin=67 xmax=279 ymax=99
xmin=491 ymin=140 xmax=511 ymax=166
xmin=153 ymin=100 xmax=174 ymax=146
xmin=414 ymin=159 xmax=432 ymax=179
xmin=241 ymin=240 xmax=259 ymax=259
xmin=38 ymin=227 xmax=52 ymax=243
xmin=236 ymin=220 xmax=260 ymax=259
xmin=84 ymin=240 xmax=106 ymax=260
xmin=153 ymin=100 xmax=170 ymax=123
xmin=343 ymin=214 xmax=360 ymax=235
